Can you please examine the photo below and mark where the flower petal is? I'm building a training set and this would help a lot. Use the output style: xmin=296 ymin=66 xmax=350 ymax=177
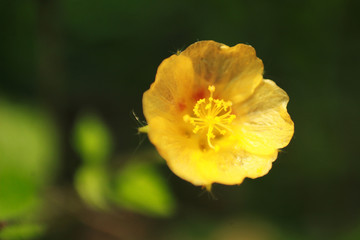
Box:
xmin=145 ymin=116 xmax=204 ymax=184
xmin=146 ymin=114 xmax=277 ymax=185
xmin=208 ymin=150 xmax=278 ymax=184
xmin=232 ymin=80 xmax=294 ymax=155
xmin=182 ymin=40 xmax=264 ymax=103
xmin=143 ymin=54 xmax=195 ymax=121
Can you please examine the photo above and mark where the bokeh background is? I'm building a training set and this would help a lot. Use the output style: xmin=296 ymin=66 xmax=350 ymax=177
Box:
xmin=1 ymin=0 xmax=359 ymax=239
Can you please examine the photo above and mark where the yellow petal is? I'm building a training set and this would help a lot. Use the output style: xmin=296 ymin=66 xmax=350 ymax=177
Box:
xmin=232 ymin=79 xmax=294 ymax=155
xmin=145 ymin=116 xmax=203 ymax=184
xmin=146 ymin=115 xmax=277 ymax=185
xmin=182 ymin=40 xmax=264 ymax=103
xmin=143 ymin=54 xmax=195 ymax=121
xmin=209 ymin=150 xmax=278 ymax=184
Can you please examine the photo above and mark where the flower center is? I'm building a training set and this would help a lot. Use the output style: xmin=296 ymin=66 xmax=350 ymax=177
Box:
xmin=183 ymin=85 xmax=236 ymax=151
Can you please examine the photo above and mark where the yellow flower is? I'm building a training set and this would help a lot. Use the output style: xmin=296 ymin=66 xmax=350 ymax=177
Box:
xmin=142 ymin=40 xmax=294 ymax=187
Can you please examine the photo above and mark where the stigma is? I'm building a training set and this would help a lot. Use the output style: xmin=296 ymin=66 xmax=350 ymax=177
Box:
xmin=183 ymin=85 xmax=236 ymax=151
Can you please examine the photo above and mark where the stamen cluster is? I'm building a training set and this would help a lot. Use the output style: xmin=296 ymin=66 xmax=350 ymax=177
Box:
xmin=183 ymin=85 xmax=236 ymax=151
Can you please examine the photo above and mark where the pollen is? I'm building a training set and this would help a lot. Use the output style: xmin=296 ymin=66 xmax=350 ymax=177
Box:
xmin=183 ymin=85 xmax=236 ymax=151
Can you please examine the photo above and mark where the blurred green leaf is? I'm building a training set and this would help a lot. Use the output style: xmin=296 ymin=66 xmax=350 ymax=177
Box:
xmin=74 ymin=165 xmax=110 ymax=210
xmin=0 ymin=99 xmax=59 ymax=185
xmin=0 ymin=223 xmax=45 ymax=240
xmin=0 ymin=171 xmax=41 ymax=220
xmin=73 ymin=112 xmax=112 ymax=164
xmin=0 ymin=99 xmax=59 ymax=219
xmin=112 ymin=161 xmax=176 ymax=217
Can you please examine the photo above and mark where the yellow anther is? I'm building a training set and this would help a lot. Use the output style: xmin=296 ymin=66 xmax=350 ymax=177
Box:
xmin=208 ymin=85 xmax=215 ymax=93
xmin=183 ymin=114 xmax=191 ymax=122
xmin=183 ymin=85 xmax=236 ymax=150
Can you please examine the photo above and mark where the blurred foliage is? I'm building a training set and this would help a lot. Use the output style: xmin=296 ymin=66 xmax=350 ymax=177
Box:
xmin=0 ymin=99 xmax=59 ymax=220
xmin=112 ymin=160 xmax=176 ymax=217
xmin=72 ymin=112 xmax=175 ymax=217
xmin=74 ymin=165 xmax=110 ymax=210
xmin=73 ymin=112 xmax=111 ymax=210
xmin=0 ymin=223 xmax=45 ymax=240
xmin=72 ymin=112 xmax=113 ymax=165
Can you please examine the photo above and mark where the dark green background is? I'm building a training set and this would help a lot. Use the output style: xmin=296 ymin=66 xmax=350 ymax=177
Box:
xmin=1 ymin=0 xmax=359 ymax=239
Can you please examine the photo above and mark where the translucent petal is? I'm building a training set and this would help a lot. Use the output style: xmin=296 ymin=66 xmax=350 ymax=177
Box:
xmin=182 ymin=41 xmax=264 ymax=103
xmin=143 ymin=41 xmax=264 ymax=122
xmin=147 ymin=116 xmax=278 ymax=185
xmin=143 ymin=54 xmax=195 ymax=121
xmin=232 ymin=79 xmax=294 ymax=155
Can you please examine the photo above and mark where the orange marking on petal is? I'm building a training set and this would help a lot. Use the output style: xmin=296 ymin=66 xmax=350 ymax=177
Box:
xmin=178 ymin=102 xmax=186 ymax=112
xmin=193 ymin=89 xmax=205 ymax=101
